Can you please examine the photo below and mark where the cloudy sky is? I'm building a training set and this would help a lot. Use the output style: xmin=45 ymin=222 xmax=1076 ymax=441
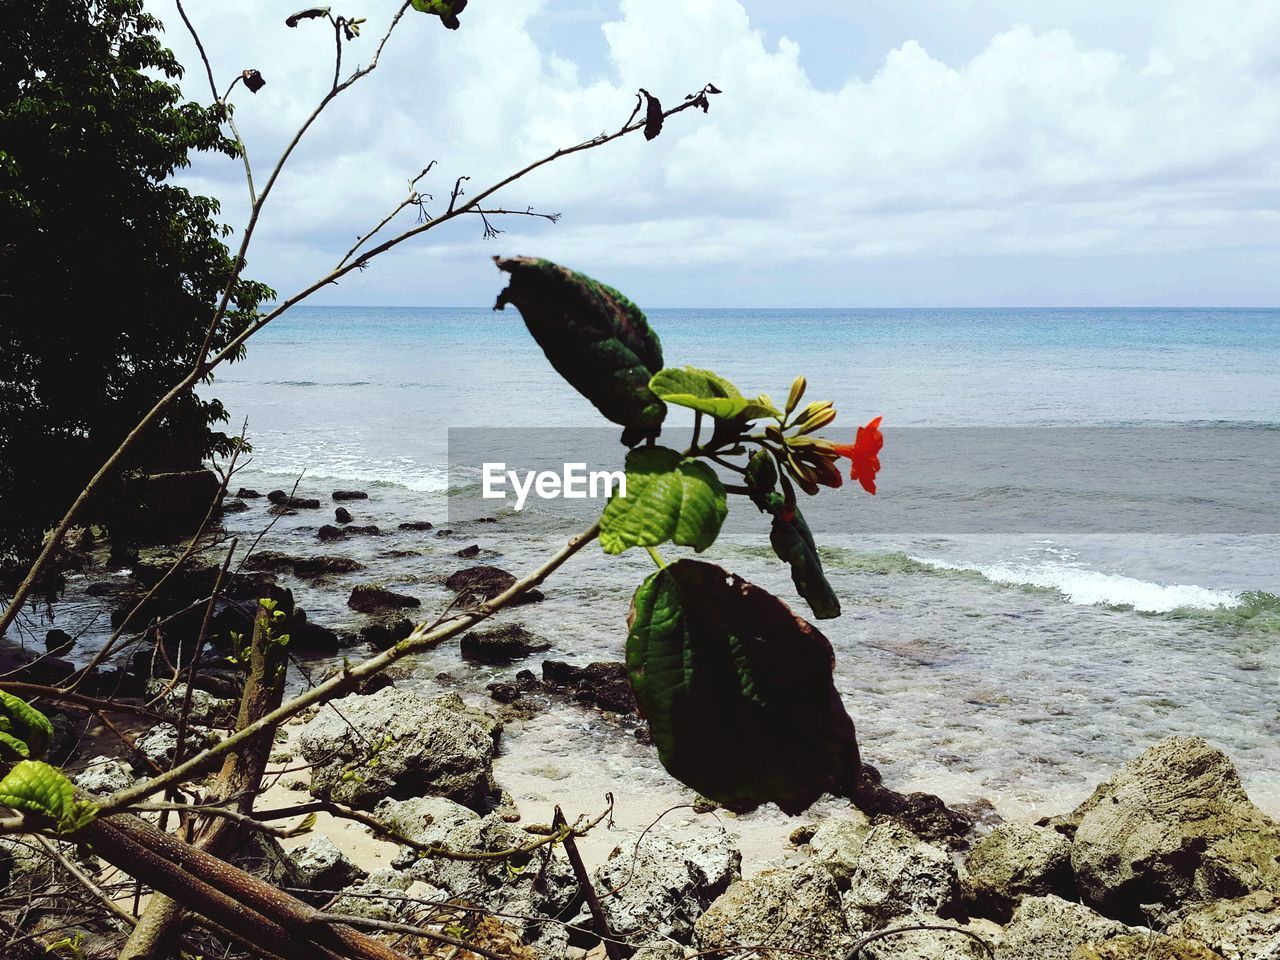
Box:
xmin=161 ymin=0 xmax=1280 ymax=307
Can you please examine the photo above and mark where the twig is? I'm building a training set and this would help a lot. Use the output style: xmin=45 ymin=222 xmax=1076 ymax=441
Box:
xmin=554 ymin=805 xmax=622 ymax=960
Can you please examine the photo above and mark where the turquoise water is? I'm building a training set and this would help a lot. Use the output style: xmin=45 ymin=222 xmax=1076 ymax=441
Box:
xmin=199 ymin=306 xmax=1280 ymax=816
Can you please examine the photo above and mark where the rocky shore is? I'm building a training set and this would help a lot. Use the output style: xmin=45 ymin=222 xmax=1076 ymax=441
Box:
xmin=5 ymin=485 xmax=1278 ymax=958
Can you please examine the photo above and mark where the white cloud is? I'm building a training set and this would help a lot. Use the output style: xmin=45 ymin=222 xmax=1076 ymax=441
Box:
xmin=160 ymin=0 xmax=1280 ymax=305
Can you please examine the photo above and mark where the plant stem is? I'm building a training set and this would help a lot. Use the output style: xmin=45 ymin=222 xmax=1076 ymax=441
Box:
xmin=645 ymin=545 xmax=667 ymax=569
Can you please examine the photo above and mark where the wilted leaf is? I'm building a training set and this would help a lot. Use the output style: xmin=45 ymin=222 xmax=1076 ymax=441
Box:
xmin=0 ymin=691 xmax=53 ymax=761
xmin=495 ymin=257 xmax=666 ymax=442
xmin=641 ymin=89 xmax=664 ymax=140
xmin=285 ymin=7 xmax=329 ymax=27
xmin=0 ymin=761 xmax=96 ymax=833
xmin=627 ymin=559 xmax=860 ymax=814
xmin=650 ymin=367 xmax=780 ymax=422
xmin=600 ymin=446 xmax=727 ymax=554
xmin=241 ymin=69 xmax=266 ymax=94
xmin=768 ymin=495 xmax=841 ymax=619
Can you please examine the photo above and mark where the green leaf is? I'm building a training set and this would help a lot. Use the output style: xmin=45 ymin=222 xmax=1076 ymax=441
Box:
xmin=627 ymin=559 xmax=860 ymax=815
xmin=600 ymin=447 xmax=727 ymax=555
xmin=649 ymin=367 xmax=780 ymax=422
xmin=495 ymin=257 xmax=665 ymax=442
xmin=409 ymin=0 xmax=467 ymax=29
xmin=743 ymin=450 xmax=777 ymax=513
xmin=0 ymin=691 xmax=53 ymax=761
xmin=768 ymin=496 xmax=841 ymax=620
xmin=0 ymin=760 xmax=96 ymax=833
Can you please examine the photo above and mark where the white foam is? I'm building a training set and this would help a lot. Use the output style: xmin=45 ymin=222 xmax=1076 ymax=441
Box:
xmin=913 ymin=556 xmax=1243 ymax=613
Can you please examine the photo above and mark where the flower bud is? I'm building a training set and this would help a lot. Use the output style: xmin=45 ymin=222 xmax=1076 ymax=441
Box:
xmin=797 ymin=406 xmax=837 ymax=435
xmin=785 ymin=376 xmax=807 ymax=415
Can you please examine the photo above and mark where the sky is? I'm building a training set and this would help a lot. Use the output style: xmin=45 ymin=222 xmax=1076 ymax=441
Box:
xmin=158 ymin=0 xmax=1280 ymax=307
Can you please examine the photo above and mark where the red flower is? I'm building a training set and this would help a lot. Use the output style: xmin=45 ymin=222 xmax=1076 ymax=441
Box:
xmin=832 ymin=416 xmax=883 ymax=495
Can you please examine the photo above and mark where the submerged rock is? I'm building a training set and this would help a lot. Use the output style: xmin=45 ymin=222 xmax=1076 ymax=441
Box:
xmin=360 ymin=616 xmax=415 ymax=650
xmin=398 ymin=520 xmax=434 ymax=531
xmin=244 ymin=551 xmax=363 ymax=578
xmin=332 ymin=490 xmax=369 ymax=501
xmin=963 ymin=822 xmax=1075 ymax=921
xmin=446 ymin=565 xmax=543 ymax=606
xmin=1069 ymin=737 xmax=1280 ymax=921
xmin=347 ymin=583 xmax=421 ymax=614
xmin=267 ymin=490 xmax=321 ymax=509
xmin=335 ymin=506 xmax=352 ymax=524
xmin=461 ymin=623 xmax=551 ymax=665
xmin=855 ymin=763 xmax=973 ymax=848
xmin=298 ymin=688 xmax=501 ymax=811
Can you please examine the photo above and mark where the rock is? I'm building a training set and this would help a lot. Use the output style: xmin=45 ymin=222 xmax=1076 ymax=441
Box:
xmin=360 ymin=616 xmax=415 ymax=650
xmin=73 ymin=756 xmax=137 ymax=795
xmin=299 ymin=688 xmax=501 ymax=810
xmin=805 ymin=812 xmax=873 ymax=885
xmin=435 ymin=528 xmax=454 ymax=537
xmin=236 ymin=488 xmax=263 ymax=499
xmin=844 ymin=820 xmax=964 ymax=934
xmin=45 ymin=628 xmax=74 ymax=652
xmin=267 ymin=490 xmax=321 ymax=509
xmin=335 ymin=506 xmax=352 ymax=524
xmin=293 ymin=618 xmax=341 ymax=651
xmin=132 ymin=723 xmax=218 ymax=772
xmin=318 ymin=524 xmax=347 ymax=541
xmin=461 ymin=624 xmax=551 ymax=665
xmin=399 ymin=521 xmax=434 ymax=531
xmin=1069 ymin=737 xmax=1280 ymax=921
xmin=383 ymin=797 xmax=577 ymax=941
xmin=46 ymin=709 xmax=83 ymax=765
xmin=997 ymin=895 xmax=1135 ymax=960
xmin=540 ymin=660 xmax=636 ymax=715
xmin=487 ymin=682 xmax=521 ymax=704
xmin=145 ymin=680 xmax=237 ymax=727
xmin=963 ymin=822 xmax=1076 ymax=921
xmin=695 ymin=862 xmax=852 ymax=955
xmin=333 ymin=490 xmax=369 ymax=501
xmin=1074 ymin=935 xmax=1226 ymax=959
xmin=1172 ymin=892 xmax=1280 ymax=960
xmin=447 ymin=565 xmax=543 ymax=606
xmin=857 ymin=922 xmax=998 ymax=960
xmin=577 ymin=827 xmax=741 ymax=945
xmin=347 ymin=584 xmax=421 ymax=614
xmin=855 ymin=763 xmax=973 ymax=847
xmin=288 ymin=835 xmax=367 ymax=891
xmin=222 ymin=498 xmax=250 ymax=513
xmin=329 ymin=868 xmax=425 ymax=922
xmin=268 ymin=504 xmax=297 ymax=516
xmin=243 ymin=552 xmax=363 ymax=577
xmin=630 ymin=946 xmax=685 ymax=960
xmin=456 ymin=544 xmax=482 ymax=558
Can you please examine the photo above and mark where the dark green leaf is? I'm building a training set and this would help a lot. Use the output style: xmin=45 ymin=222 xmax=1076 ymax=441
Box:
xmin=600 ymin=446 xmax=727 ymax=554
xmin=285 ymin=8 xmax=330 ymax=28
xmin=626 ymin=559 xmax=860 ymax=814
xmin=495 ymin=257 xmax=666 ymax=441
xmin=649 ymin=367 xmax=779 ymax=422
xmin=768 ymin=494 xmax=841 ymax=619
xmin=744 ymin=450 xmax=777 ymax=513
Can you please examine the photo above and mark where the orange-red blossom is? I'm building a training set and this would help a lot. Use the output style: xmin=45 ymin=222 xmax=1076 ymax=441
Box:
xmin=831 ymin=416 xmax=883 ymax=495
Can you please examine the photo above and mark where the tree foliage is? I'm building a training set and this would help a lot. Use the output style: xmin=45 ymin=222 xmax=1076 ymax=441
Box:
xmin=0 ymin=0 xmax=272 ymax=574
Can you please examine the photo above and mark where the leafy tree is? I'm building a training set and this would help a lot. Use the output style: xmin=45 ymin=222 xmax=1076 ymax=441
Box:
xmin=0 ymin=0 xmax=272 ymax=576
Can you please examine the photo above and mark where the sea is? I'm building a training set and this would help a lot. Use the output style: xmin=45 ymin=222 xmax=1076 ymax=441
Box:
xmin=42 ymin=306 xmax=1280 ymax=824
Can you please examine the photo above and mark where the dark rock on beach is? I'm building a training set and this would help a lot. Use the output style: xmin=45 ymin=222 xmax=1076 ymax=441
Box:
xmin=855 ymin=762 xmax=974 ymax=848
xmin=221 ymin=498 xmax=249 ymax=513
xmin=235 ymin=488 xmax=262 ymax=499
xmin=334 ymin=506 xmax=352 ymax=524
xmin=347 ymin=584 xmax=421 ymax=614
xmin=460 ymin=623 xmax=550 ymax=665
xmin=318 ymin=524 xmax=380 ymax=541
xmin=541 ymin=659 xmax=636 ymax=715
xmin=332 ymin=490 xmax=368 ymax=501
xmin=45 ymin=628 xmax=74 ymax=652
xmin=244 ymin=551 xmax=363 ymax=578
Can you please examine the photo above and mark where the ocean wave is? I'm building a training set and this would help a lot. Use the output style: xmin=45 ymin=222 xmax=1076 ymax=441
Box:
xmin=909 ymin=555 xmax=1243 ymax=613
xmin=245 ymin=463 xmax=450 ymax=494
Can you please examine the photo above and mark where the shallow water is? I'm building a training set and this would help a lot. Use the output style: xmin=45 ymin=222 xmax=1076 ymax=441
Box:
xmin=22 ymin=306 xmax=1280 ymax=821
